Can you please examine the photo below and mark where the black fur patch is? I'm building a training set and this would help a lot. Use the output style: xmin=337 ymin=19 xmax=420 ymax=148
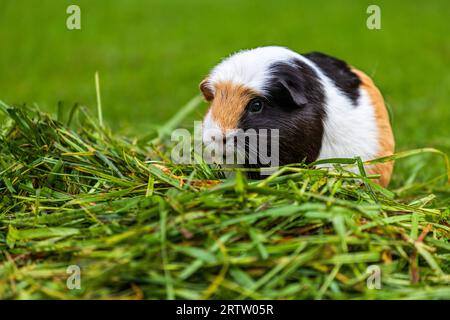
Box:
xmin=304 ymin=52 xmax=361 ymax=105
xmin=237 ymin=58 xmax=326 ymax=178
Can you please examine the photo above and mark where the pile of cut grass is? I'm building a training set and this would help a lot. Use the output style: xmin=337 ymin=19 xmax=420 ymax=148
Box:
xmin=0 ymin=99 xmax=449 ymax=300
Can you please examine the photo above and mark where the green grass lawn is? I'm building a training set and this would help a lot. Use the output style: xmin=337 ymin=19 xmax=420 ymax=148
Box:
xmin=0 ymin=0 xmax=449 ymax=299
xmin=0 ymin=102 xmax=449 ymax=299
xmin=1 ymin=0 xmax=449 ymax=183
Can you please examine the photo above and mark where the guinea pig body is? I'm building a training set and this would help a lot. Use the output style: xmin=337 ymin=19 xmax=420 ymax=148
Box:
xmin=200 ymin=46 xmax=395 ymax=187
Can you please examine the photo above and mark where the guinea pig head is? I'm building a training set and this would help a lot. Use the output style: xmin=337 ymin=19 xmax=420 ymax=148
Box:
xmin=200 ymin=47 xmax=327 ymax=170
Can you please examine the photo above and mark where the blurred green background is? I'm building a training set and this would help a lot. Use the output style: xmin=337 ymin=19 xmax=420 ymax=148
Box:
xmin=1 ymin=0 xmax=449 ymax=183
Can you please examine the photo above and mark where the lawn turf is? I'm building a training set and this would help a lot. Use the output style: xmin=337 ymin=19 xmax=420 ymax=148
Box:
xmin=0 ymin=0 xmax=449 ymax=299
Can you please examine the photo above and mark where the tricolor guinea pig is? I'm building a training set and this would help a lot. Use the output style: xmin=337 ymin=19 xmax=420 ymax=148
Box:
xmin=199 ymin=46 xmax=395 ymax=187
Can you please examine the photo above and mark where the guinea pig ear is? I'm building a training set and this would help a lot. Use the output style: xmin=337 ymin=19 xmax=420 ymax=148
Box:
xmin=199 ymin=78 xmax=214 ymax=102
xmin=279 ymin=79 xmax=308 ymax=107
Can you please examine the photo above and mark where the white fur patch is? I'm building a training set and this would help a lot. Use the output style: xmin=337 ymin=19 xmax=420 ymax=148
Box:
xmin=203 ymin=110 xmax=238 ymax=162
xmin=202 ymin=110 xmax=221 ymax=143
xmin=316 ymin=87 xmax=379 ymax=164
xmin=207 ymin=46 xmax=298 ymax=94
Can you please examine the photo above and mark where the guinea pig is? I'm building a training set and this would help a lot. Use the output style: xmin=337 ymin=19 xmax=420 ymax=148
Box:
xmin=199 ymin=46 xmax=395 ymax=187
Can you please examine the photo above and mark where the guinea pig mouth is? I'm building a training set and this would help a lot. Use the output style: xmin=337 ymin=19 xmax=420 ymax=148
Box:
xmin=201 ymin=127 xmax=279 ymax=169
xmin=202 ymin=136 xmax=241 ymax=164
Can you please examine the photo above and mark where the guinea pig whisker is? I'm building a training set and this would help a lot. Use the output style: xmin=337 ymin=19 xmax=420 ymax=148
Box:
xmin=243 ymin=141 xmax=271 ymax=165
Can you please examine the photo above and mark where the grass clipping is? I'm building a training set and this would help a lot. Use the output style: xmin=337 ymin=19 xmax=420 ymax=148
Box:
xmin=0 ymin=100 xmax=449 ymax=300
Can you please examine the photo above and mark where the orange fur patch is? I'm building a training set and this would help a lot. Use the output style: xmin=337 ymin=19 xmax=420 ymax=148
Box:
xmin=352 ymin=68 xmax=395 ymax=187
xmin=209 ymin=81 xmax=256 ymax=130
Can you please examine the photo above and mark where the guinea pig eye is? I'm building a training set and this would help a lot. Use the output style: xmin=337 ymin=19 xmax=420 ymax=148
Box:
xmin=248 ymin=99 xmax=264 ymax=113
